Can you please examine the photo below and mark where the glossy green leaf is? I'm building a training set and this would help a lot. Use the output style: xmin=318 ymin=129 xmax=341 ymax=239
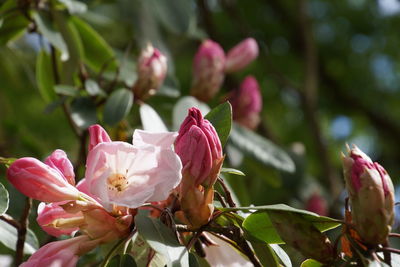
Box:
xmin=36 ymin=50 xmax=56 ymax=103
xmin=148 ymin=0 xmax=193 ymax=34
xmin=58 ymin=0 xmax=88 ymax=14
xmin=71 ymin=17 xmax=117 ymax=72
xmin=229 ymin=123 xmax=295 ymax=173
xmin=0 ymin=183 xmax=9 ymax=215
xmin=33 ymin=12 xmax=69 ymax=61
xmin=54 ymin=84 xmax=78 ymax=96
xmin=232 ymin=204 xmax=341 ymax=244
xmin=139 ymin=104 xmax=167 ymax=132
xmin=251 ymin=242 xmax=280 ymax=267
xmin=135 ymin=212 xmax=189 ymax=267
xmin=270 ymin=244 xmax=292 ymax=267
xmin=103 ymin=89 xmax=133 ymax=126
xmin=205 ymin=102 xmax=232 ymax=147
xmin=300 ymin=259 xmax=323 ymax=267
xmin=129 ymin=233 xmax=157 ymax=267
xmin=220 ymin=168 xmax=245 ymax=176
xmin=0 ymin=220 xmax=38 ymax=254
xmin=85 ymin=79 xmax=105 ymax=96
xmin=108 ymin=254 xmax=137 ymax=267
xmin=70 ymin=97 xmax=97 ymax=129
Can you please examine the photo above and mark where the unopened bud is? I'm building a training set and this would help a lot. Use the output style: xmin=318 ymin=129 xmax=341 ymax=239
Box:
xmin=190 ymin=40 xmax=225 ymax=102
xmin=229 ymin=76 xmax=262 ymax=130
xmin=45 ymin=149 xmax=75 ymax=186
xmin=133 ymin=44 xmax=167 ymax=100
xmin=175 ymin=107 xmax=223 ymax=187
xmin=269 ymin=210 xmax=334 ymax=264
xmin=225 ymin=38 xmax=258 ymax=73
xmin=305 ymin=192 xmax=328 ymax=216
xmin=342 ymin=145 xmax=395 ymax=245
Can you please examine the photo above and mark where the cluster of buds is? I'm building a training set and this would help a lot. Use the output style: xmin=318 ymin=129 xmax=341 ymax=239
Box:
xmin=228 ymin=75 xmax=263 ymax=130
xmin=191 ymin=38 xmax=259 ymax=102
xmin=175 ymin=107 xmax=224 ymax=228
xmin=342 ymin=145 xmax=395 ymax=246
xmin=132 ymin=44 xmax=168 ymax=101
xmin=7 ymin=124 xmax=183 ymax=266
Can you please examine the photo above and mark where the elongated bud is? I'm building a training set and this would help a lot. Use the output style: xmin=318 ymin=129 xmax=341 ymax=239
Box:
xmin=175 ymin=107 xmax=223 ymax=187
xmin=225 ymin=38 xmax=258 ymax=73
xmin=342 ymin=145 xmax=395 ymax=245
xmin=229 ymin=76 xmax=262 ymax=130
xmin=45 ymin=149 xmax=75 ymax=186
xmin=269 ymin=210 xmax=334 ymax=264
xmin=88 ymin=124 xmax=111 ymax=152
xmin=37 ymin=202 xmax=83 ymax=237
xmin=191 ymin=40 xmax=225 ymax=102
xmin=133 ymin=44 xmax=167 ymax=100
xmin=7 ymin=158 xmax=80 ymax=202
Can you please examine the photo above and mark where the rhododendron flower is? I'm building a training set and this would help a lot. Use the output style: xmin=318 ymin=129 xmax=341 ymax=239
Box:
xmin=21 ymin=235 xmax=97 ymax=267
xmin=37 ymin=202 xmax=83 ymax=237
xmin=7 ymin=157 xmax=80 ymax=202
xmin=88 ymin=124 xmax=111 ymax=151
xmin=45 ymin=149 xmax=75 ymax=186
xmin=85 ymin=129 xmax=182 ymax=210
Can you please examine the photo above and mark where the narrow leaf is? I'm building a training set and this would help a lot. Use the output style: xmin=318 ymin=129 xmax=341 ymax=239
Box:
xmin=220 ymin=168 xmax=245 ymax=176
xmin=229 ymin=123 xmax=295 ymax=173
xmin=36 ymin=50 xmax=56 ymax=102
xmin=251 ymin=242 xmax=280 ymax=267
xmin=204 ymin=102 xmax=232 ymax=147
xmin=85 ymin=79 xmax=105 ymax=96
xmin=103 ymin=89 xmax=133 ymax=126
xmin=70 ymin=97 xmax=97 ymax=129
xmin=0 ymin=183 xmax=9 ymax=215
xmin=54 ymin=84 xmax=78 ymax=96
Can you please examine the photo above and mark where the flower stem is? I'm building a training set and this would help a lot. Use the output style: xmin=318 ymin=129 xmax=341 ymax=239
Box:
xmin=15 ymin=197 xmax=32 ymax=266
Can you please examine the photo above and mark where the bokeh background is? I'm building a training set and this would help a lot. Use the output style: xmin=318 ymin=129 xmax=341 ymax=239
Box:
xmin=1 ymin=0 xmax=400 ymax=264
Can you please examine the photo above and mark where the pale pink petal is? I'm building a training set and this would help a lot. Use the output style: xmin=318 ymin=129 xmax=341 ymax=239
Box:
xmin=132 ymin=130 xmax=178 ymax=148
xmin=88 ymin=124 xmax=112 ymax=152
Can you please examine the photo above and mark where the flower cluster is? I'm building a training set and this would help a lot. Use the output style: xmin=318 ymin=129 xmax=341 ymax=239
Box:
xmin=7 ymin=125 xmax=183 ymax=266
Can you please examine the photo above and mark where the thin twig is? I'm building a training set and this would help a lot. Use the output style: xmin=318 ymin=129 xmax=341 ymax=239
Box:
xmin=377 ymin=247 xmax=400 ymax=255
xmin=0 ymin=214 xmax=20 ymax=229
xmin=382 ymin=240 xmax=391 ymax=266
xmin=214 ymin=191 xmax=227 ymax=208
xmin=217 ymin=177 xmax=236 ymax=208
xmin=389 ymin=233 xmax=400 ymax=238
xmin=15 ymin=197 xmax=32 ymax=266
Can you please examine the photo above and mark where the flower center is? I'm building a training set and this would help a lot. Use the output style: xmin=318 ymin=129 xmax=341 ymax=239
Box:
xmin=107 ymin=173 xmax=129 ymax=192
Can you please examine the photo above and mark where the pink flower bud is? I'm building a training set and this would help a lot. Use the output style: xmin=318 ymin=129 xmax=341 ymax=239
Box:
xmin=191 ymin=40 xmax=225 ymax=102
xmin=133 ymin=44 xmax=168 ymax=100
xmin=229 ymin=76 xmax=263 ymax=129
xmin=37 ymin=202 xmax=83 ymax=237
xmin=305 ymin=192 xmax=328 ymax=216
xmin=88 ymin=124 xmax=111 ymax=152
xmin=342 ymin=145 xmax=395 ymax=245
xmin=20 ymin=235 xmax=96 ymax=267
xmin=7 ymin=158 xmax=80 ymax=202
xmin=225 ymin=38 xmax=259 ymax=73
xmin=45 ymin=149 xmax=75 ymax=186
xmin=175 ymin=107 xmax=223 ymax=187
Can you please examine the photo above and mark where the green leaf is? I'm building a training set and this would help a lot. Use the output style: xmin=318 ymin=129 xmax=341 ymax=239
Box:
xmin=135 ymin=212 xmax=189 ymax=267
xmin=103 ymin=89 xmax=133 ymax=126
xmin=270 ymin=244 xmax=292 ymax=267
xmin=220 ymin=168 xmax=245 ymax=176
xmin=85 ymin=79 xmax=106 ymax=96
xmin=232 ymin=204 xmax=341 ymax=244
xmin=0 ymin=220 xmax=38 ymax=254
xmin=36 ymin=50 xmax=56 ymax=103
xmin=0 ymin=157 xmax=16 ymax=168
xmin=70 ymin=97 xmax=97 ymax=129
xmin=0 ymin=11 xmax=29 ymax=45
xmin=129 ymin=233 xmax=158 ymax=267
xmin=251 ymin=242 xmax=280 ymax=267
xmin=205 ymin=102 xmax=232 ymax=147
xmin=300 ymin=259 xmax=323 ymax=267
xmin=229 ymin=123 xmax=295 ymax=173
xmin=139 ymin=104 xmax=167 ymax=132
xmin=148 ymin=0 xmax=193 ymax=34
xmin=33 ymin=12 xmax=69 ymax=61
xmin=58 ymin=0 xmax=88 ymax=14
xmin=0 ymin=183 xmax=9 ymax=215
xmin=70 ymin=17 xmax=117 ymax=72
xmin=108 ymin=254 xmax=137 ymax=267
xmin=54 ymin=84 xmax=79 ymax=96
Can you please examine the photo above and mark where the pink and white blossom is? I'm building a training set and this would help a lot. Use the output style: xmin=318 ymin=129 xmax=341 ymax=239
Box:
xmin=88 ymin=124 xmax=112 ymax=152
xmin=85 ymin=130 xmax=182 ymax=210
